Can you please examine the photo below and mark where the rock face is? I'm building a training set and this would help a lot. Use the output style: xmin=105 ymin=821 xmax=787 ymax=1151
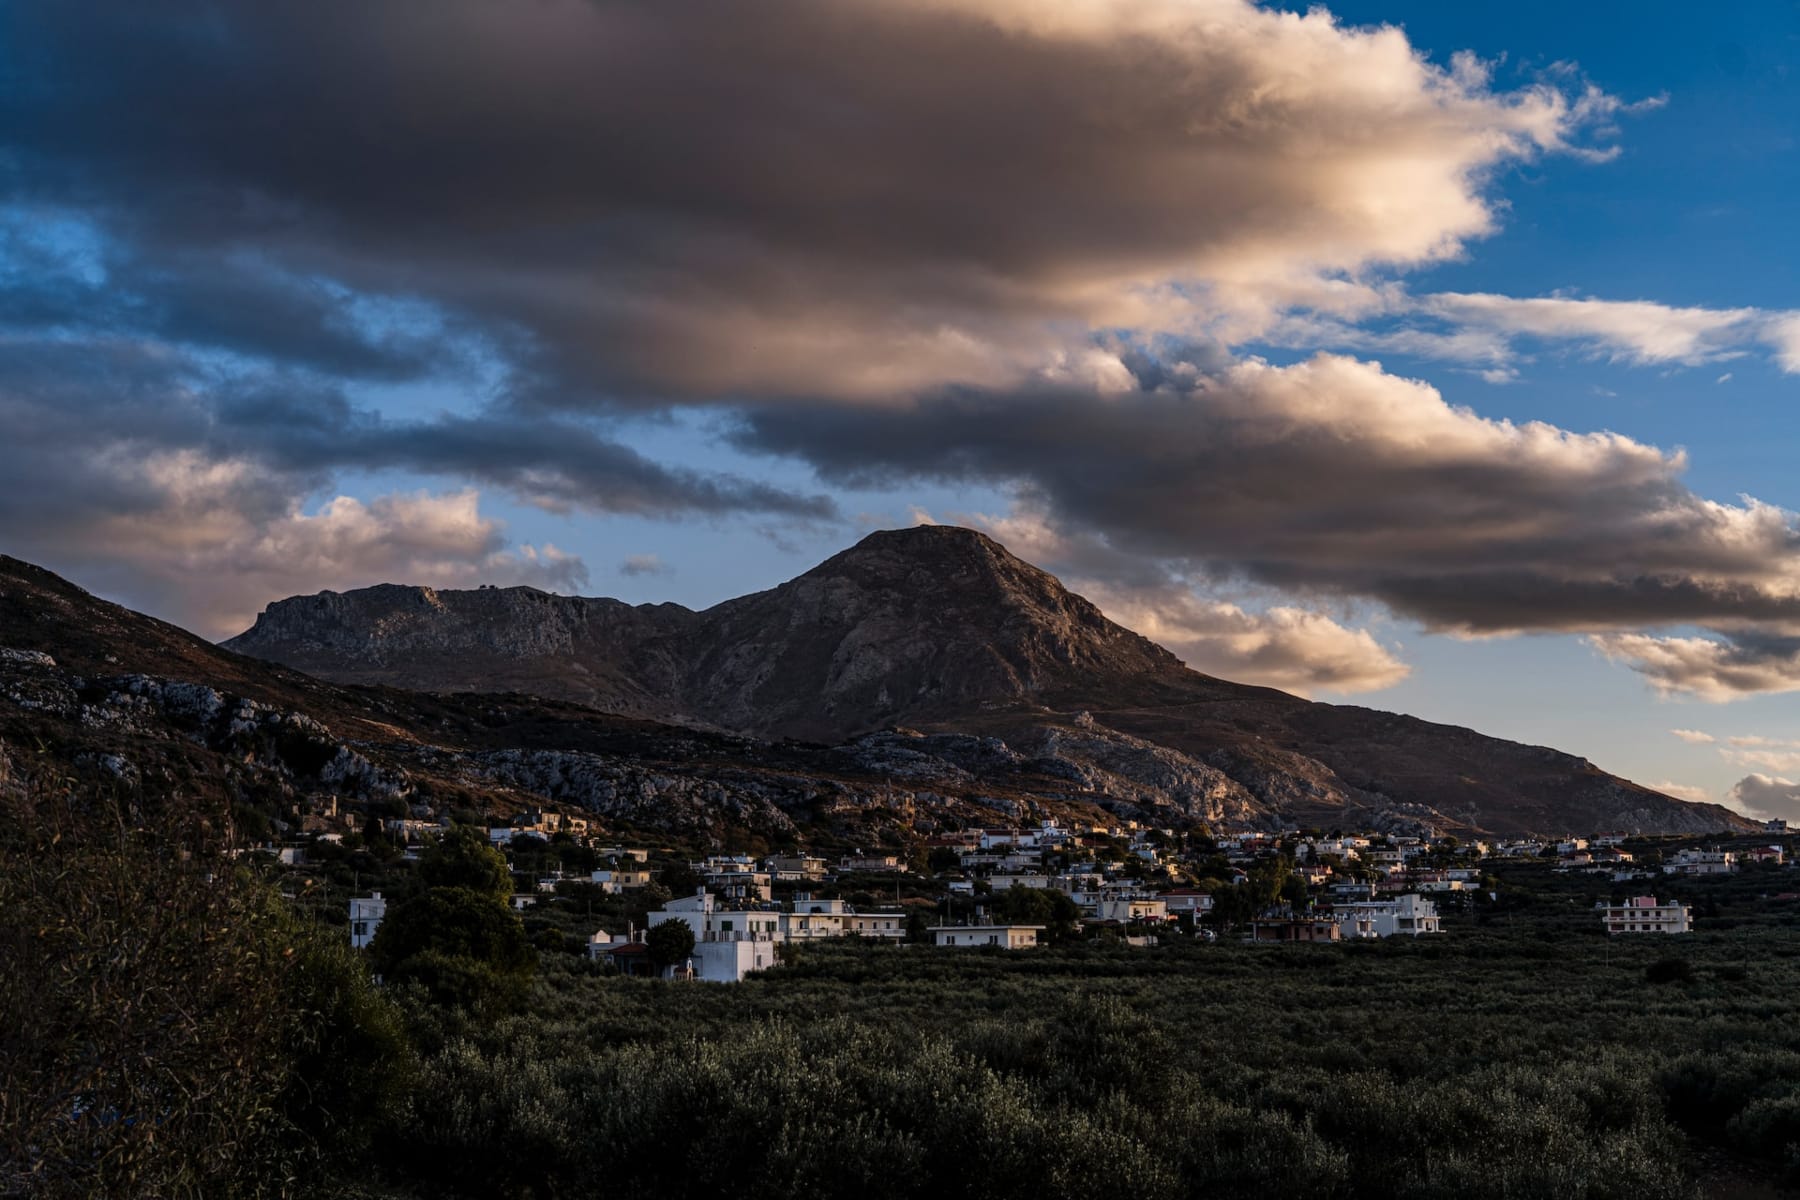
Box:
xmin=223 ymin=526 xmax=1753 ymax=837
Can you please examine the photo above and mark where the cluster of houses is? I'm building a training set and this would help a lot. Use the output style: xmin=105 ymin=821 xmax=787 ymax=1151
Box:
xmin=322 ymin=796 xmax=1800 ymax=976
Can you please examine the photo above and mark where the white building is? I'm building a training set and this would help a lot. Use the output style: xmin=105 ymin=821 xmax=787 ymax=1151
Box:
xmin=1664 ymin=848 xmax=1737 ymax=877
xmin=349 ymin=893 xmax=387 ymax=949
xmin=844 ymin=912 xmax=908 ymax=939
xmin=1332 ymin=893 xmax=1441 ymax=938
xmin=930 ymin=924 xmax=1042 ymax=948
xmin=1599 ymin=895 xmax=1691 ymax=934
xmin=1094 ymin=897 xmax=1168 ymax=923
xmin=646 ymin=892 xmax=781 ymax=982
xmin=643 ymin=891 xmax=904 ymax=981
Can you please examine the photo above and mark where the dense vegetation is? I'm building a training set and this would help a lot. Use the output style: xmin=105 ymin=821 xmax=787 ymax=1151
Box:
xmin=6 ymin=752 xmax=1799 ymax=1198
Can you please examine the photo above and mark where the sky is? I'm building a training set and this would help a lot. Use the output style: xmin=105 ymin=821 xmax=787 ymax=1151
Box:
xmin=4 ymin=0 xmax=1800 ymax=819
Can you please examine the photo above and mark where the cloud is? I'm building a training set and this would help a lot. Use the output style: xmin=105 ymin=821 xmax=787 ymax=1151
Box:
xmin=1263 ymin=289 xmax=1800 ymax=376
xmin=955 ymin=506 xmax=1408 ymax=695
xmin=1646 ymin=780 xmax=1713 ymax=805
xmin=0 ymin=0 xmax=1626 ymax=405
xmin=238 ymin=400 xmax=836 ymax=520
xmin=743 ymin=353 xmax=1800 ymax=656
xmin=0 ymin=332 xmax=829 ymax=631
xmin=1590 ymin=632 xmax=1800 ymax=701
xmin=1701 ymin=735 xmax=1800 ymax=775
xmin=1077 ymin=584 xmax=1410 ymax=696
xmin=619 ymin=554 xmax=672 ymax=578
xmin=1669 ymin=729 xmax=1717 ymax=745
xmin=1726 ymin=774 xmax=1800 ymax=823
xmin=1417 ymin=292 xmax=1770 ymax=368
xmin=1729 ymin=749 xmax=1800 ymax=774
xmin=34 ymin=478 xmax=586 ymax=639
xmin=1766 ymin=314 xmax=1800 ymax=374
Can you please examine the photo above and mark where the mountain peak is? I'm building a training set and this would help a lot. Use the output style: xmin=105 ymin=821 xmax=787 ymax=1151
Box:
xmin=801 ymin=524 xmax=1071 ymax=604
xmin=840 ymin=523 xmax=1004 ymax=556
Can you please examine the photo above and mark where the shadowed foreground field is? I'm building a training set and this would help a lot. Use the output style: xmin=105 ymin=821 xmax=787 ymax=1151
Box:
xmin=6 ymin=768 xmax=1798 ymax=1200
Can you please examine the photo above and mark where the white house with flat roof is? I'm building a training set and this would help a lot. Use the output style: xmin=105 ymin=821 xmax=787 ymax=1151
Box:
xmin=929 ymin=924 xmax=1042 ymax=948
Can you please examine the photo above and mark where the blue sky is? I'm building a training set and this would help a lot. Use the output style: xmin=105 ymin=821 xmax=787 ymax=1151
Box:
xmin=4 ymin=0 xmax=1800 ymax=816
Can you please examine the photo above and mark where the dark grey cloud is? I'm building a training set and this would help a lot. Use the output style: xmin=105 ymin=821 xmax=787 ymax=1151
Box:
xmin=0 ymin=334 xmax=828 ymax=633
xmin=736 ymin=353 xmax=1800 ymax=646
xmin=0 ymin=336 xmax=832 ymax=529
xmin=1593 ymin=632 xmax=1800 ymax=701
xmin=1727 ymin=774 xmax=1800 ymax=823
xmin=618 ymin=555 xmax=672 ymax=579
xmin=0 ymin=215 xmax=459 ymax=382
xmin=210 ymin=388 xmax=834 ymax=520
xmin=0 ymin=0 xmax=1607 ymax=403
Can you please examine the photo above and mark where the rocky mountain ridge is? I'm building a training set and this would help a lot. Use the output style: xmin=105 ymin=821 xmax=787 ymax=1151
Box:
xmin=0 ymin=553 xmax=1145 ymax=841
xmin=221 ymin=526 xmax=1752 ymax=837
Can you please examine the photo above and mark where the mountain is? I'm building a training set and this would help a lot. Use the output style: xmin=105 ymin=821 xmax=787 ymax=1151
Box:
xmin=223 ymin=526 xmax=1751 ymax=837
xmin=0 ymin=552 xmax=1124 ymax=843
xmin=221 ymin=527 xmax=1186 ymax=737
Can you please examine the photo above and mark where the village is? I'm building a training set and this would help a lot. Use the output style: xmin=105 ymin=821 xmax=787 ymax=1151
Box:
xmin=301 ymin=798 xmax=1800 ymax=983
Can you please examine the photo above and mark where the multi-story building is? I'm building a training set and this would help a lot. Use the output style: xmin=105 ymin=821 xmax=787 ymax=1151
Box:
xmin=1332 ymin=893 xmax=1441 ymax=938
xmin=1598 ymin=895 xmax=1691 ymax=934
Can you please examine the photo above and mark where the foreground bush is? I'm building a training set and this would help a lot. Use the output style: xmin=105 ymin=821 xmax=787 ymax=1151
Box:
xmin=0 ymin=750 xmax=410 ymax=1198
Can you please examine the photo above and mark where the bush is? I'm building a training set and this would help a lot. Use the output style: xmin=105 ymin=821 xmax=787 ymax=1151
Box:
xmin=0 ymin=755 xmax=391 ymax=1197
